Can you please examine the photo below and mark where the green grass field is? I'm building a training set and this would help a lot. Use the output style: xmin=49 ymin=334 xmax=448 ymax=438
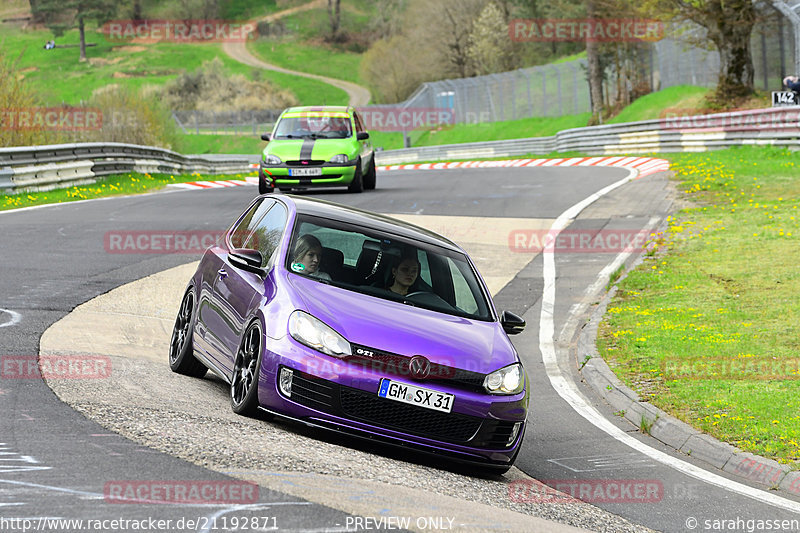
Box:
xmin=598 ymin=146 xmax=800 ymax=463
xmin=1 ymin=24 xmax=343 ymax=106
xmin=608 ymin=86 xmax=711 ymax=124
xmin=247 ymin=40 xmax=364 ymax=85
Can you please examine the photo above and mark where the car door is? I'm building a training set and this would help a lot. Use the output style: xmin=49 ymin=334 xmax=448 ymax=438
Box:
xmin=208 ymin=200 xmax=288 ymax=376
xmin=197 ymin=198 xmax=272 ymax=373
xmin=353 ymin=110 xmax=373 ymax=169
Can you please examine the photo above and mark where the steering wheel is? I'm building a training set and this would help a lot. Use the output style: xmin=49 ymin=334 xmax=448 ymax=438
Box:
xmin=404 ymin=291 xmax=427 ymax=298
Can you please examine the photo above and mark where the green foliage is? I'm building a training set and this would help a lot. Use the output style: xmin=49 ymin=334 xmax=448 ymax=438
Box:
xmin=599 ymin=146 xmax=800 ymax=462
xmin=0 ymin=47 xmax=56 ymax=147
xmin=467 ymin=2 xmax=515 ymax=75
xmin=607 ymin=86 xmax=711 ymax=124
xmin=75 ymin=85 xmax=181 ymax=149
xmin=157 ymin=57 xmax=298 ymax=112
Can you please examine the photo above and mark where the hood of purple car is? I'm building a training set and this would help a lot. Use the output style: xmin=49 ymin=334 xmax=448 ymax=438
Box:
xmin=288 ymin=275 xmax=517 ymax=375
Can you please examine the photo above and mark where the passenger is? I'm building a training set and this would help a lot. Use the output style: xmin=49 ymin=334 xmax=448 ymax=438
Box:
xmin=387 ymin=253 xmax=420 ymax=296
xmin=292 ymin=234 xmax=331 ymax=281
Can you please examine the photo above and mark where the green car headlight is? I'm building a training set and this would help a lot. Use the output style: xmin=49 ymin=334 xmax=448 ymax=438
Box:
xmin=483 ymin=363 xmax=524 ymax=395
xmin=329 ymin=154 xmax=349 ymax=164
xmin=265 ymin=154 xmax=282 ymax=165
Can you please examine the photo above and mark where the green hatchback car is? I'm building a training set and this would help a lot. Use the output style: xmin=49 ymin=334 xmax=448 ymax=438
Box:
xmin=258 ymin=106 xmax=376 ymax=194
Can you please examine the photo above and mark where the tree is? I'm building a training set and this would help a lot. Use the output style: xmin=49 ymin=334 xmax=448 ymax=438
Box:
xmin=328 ymin=0 xmax=341 ymax=40
xmin=585 ymin=0 xmax=605 ymax=124
xmin=33 ymin=0 xmax=117 ymax=62
xmin=650 ymin=0 xmax=757 ymax=100
xmin=467 ymin=2 xmax=517 ymax=75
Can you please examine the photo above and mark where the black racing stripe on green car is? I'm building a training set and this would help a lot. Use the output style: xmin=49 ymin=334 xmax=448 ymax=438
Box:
xmin=300 ymin=139 xmax=315 ymax=160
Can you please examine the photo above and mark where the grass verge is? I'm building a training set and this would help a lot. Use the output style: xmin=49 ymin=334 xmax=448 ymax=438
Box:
xmin=0 ymin=170 xmax=255 ymax=211
xmin=597 ymin=146 xmax=800 ymax=463
xmin=1 ymin=24 xmax=344 ymax=107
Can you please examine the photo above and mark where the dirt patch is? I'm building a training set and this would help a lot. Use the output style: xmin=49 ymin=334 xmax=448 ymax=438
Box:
xmin=89 ymin=57 xmax=123 ymax=66
xmin=112 ymin=71 xmax=132 ymax=78
xmin=112 ymin=45 xmax=147 ymax=53
xmin=19 ymin=66 xmax=39 ymax=73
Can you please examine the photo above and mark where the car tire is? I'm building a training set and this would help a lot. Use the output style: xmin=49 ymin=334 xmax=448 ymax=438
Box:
xmin=168 ymin=287 xmax=208 ymax=378
xmin=347 ymin=158 xmax=364 ymax=193
xmin=363 ymin=156 xmax=376 ymax=190
xmin=258 ymin=171 xmax=274 ymax=194
xmin=230 ymin=320 xmax=263 ymax=416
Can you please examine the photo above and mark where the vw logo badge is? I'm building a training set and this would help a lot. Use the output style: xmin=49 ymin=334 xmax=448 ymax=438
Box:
xmin=408 ymin=355 xmax=431 ymax=379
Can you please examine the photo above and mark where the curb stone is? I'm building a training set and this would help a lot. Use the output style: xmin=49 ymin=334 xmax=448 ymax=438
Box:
xmin=577 ymin=270 xmax=798 ymax=496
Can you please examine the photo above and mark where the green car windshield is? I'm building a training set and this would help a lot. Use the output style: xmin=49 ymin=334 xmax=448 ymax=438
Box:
xmin=274 ymin=115 xmax=353 ymax=140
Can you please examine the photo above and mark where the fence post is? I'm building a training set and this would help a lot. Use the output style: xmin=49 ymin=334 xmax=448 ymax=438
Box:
xmin=524 ymin=70 xmax=533 ymax=118
xmin=541 ymin=69 xmax=547 ymax=116
xmin=194 ymin=110 xmax=199 ymax=135
xmin=553 ymin=65 xmax=563 ymax=117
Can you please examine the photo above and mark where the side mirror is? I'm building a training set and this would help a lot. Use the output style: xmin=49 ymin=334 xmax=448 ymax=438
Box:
xmin=356 ymin=132 xmax=369 ymax=141
xmin=500 ymin=310 xmax=525 ymax=335
xmin=261 ymin=133 xmax=271 ymax=141
xmin=229 ymin=248 xmax=265 ymax=276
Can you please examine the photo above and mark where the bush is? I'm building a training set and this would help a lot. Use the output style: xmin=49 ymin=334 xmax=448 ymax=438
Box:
xmin=0 ymin=50 xmax=55 ymax=147
xmin=157 ymin=58 xmax=298 ymax=112
xmin=72 ymin=85 xmax=181 ymax=150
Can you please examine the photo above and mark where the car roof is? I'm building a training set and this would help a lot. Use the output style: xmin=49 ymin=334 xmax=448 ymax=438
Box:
xmin=281 ymin=106 xmax=352 ymax=115
xmin=278 ymin=195 xmax=462 ymax=252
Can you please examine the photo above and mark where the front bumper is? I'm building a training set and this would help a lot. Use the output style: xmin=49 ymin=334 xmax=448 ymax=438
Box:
xmin=260 ymin=162 xmax=356 ymax=188
xmin=258 ymin=336 xmax=528 ymax=466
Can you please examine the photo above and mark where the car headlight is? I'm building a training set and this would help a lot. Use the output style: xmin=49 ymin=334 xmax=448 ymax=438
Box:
xmin=288 ymin=310 xmax=351 ymax=358
xmin=329 ymin=154 xmax=349 ymax=164
xmin=484 ymin=363 xmax=524 ymax=395
xmin=265 ymin=154 xmax=282 ymax=165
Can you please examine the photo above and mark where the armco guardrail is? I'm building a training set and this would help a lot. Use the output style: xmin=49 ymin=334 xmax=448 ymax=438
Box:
xmin=0 ymin=142 xmax=255 ymax=193
xmin=375 ymin=107 xmax=800 ymax=165
xmin=2 ymin=108 xmax=799 ymax=192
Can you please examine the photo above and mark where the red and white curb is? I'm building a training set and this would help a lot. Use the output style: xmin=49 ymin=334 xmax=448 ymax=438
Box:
xmin=170 ymin=157 xmax=671 ymax=190
xmin=169 ymin=177 xmax=259 ymax=190
xmin=378 ymin=156 xmax=671 ymax=179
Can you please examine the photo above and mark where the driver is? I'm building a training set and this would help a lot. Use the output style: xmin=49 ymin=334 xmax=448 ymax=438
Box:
xmin=387 ymin=253 xmax=420 ymax=296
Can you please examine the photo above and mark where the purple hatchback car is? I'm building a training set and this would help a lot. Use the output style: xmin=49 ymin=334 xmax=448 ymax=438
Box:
xmin=169 ymin=194 xmax=529 ymax=471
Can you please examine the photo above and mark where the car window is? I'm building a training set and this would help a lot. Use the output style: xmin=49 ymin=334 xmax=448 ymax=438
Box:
xmin=447 ymin=257 xmax=481 ymax=315
xmin=274 ymin=114 xmax=352 ymax=140
xmin=248 ymin=202 xmax=288 ymax=267
xmin=353 ymin=111 xmax=365 ymax=133
xmin=286 ymin=215 xmax=492 ymax=321
xmin=228 ymin=198 xmax=273 ymax=249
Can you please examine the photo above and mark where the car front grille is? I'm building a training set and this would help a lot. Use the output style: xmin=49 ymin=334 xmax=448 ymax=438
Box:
xmin=290 ymin=372 xmax=335 ymax=411
xmin=339 ymin=386 xmax=481 ymax=443
xmin=348 ymin=344 xmax=487 ymax=393
xmin=285 ymin=371 xmax=519 ymax=448
xmin=286 ymin=160 xmax=325 ymax=166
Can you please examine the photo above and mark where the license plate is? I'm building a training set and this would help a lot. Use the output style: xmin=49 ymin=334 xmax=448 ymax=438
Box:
xmin=378 ymin=379 xmax=454 ymax=413
xmin=290 ymin=168 xmax=322 ymax=176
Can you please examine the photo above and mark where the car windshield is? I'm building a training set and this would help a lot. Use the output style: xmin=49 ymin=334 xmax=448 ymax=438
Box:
xmin=286 ymin=215 xmax=493 ymax=321
xmin=273 ymin=115 xmax=353 ymax=140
